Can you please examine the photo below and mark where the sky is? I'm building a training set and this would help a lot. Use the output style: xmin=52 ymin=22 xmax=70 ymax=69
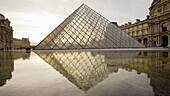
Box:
xmin=0 ymin=0 xmax=153 ymax=45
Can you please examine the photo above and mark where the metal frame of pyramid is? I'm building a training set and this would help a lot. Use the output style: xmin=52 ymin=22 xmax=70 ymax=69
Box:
xmin=34 ymin=4 xmax=144 ymax=50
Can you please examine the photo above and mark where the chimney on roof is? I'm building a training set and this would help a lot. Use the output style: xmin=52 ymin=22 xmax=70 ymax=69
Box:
xmin=121 ymin=25 xmax=124 ymax=27
xmin=0 ymin=13 xmax=5 ymax=20
xmin=146 ymin=15 xmax=149 ymax=19
xmin=136 ymin=19 xmax=140 ymax=22
xmin=111 ymin=22 xmax=118 ymax=26
xmin=128 ymin=22 xmax=132 ymax=25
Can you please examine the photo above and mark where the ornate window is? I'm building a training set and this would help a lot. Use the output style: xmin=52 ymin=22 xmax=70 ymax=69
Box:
xmin=153 ymin=9 xmax=157 ymax=16
xmin=142 ymin=29 xmax=145 ymax=34
xmin=153 ymin=25 xmax=157 ymax=33
xmin=162 ymin=22 xmax=168 ymax=32
xmin=164 ymin=5 xmax=168 ymax=12
xmin=136 ymin=31 xmax=139 ymax=36
xmin=132 ymin=32 xmax=134 ymax=37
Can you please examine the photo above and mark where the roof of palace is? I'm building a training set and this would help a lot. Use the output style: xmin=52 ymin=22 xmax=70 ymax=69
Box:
xmin=151 ymin=0 xmax=161 ymax=7
xmin=0 ymin=13 xmax=5 ymax=17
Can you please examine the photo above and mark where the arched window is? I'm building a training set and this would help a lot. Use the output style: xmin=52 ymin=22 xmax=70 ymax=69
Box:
xmin=153 ymin=9 xmax=157 ymax=16
xmin=143 ymin=38 xmax=148 ymax=47
xmin=138 ymin=38 xmax=141 ymax=43
xmin=162 ymin=35 xmax=168 ymax=46
xmin=164 ymin=5 xmax=168 ymax=12
xmin=162 ymin=23 xmax=168 ymax=32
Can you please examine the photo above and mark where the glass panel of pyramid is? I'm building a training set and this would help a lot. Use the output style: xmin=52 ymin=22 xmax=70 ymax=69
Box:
xmin=34 ymin=4 xmax=145 ymax=50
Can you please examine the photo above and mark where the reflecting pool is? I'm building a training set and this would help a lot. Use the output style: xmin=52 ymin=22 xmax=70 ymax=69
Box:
xmin=0 ymin=51 xmax=170 ymax=96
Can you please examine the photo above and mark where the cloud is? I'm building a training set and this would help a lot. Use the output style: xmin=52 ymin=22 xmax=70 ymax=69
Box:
xmin=8 ymin=12 xmax=66 ymax=42
xmin=80 ymin=0 xmax=153 ymax=24
xmin=0 ymin=0 xmax=82 ymax=15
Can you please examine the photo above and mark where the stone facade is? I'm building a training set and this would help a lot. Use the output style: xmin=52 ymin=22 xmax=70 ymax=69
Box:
xmin=0 ymin=13 xmax=13 ymax=50
xmin=13 ymin=38 xmax=30 ymax=49
xmin=0 ymin=13 xmax=30 ymax=50
xmin=120 ymin=0 xmax=170 ymax=47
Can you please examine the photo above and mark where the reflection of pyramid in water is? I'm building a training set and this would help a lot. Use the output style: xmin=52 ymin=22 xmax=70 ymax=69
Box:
xmin=35 ymin=51 xmax=138 ymax=92
xmin=34 ymin=4 xmax=144 ymax=50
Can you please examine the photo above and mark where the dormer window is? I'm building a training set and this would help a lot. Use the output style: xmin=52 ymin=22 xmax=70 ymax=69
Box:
xmin=153 ymin=9 xmax=157 ymax=16
xmin=163 ymin=5 xmax=168 ymax=12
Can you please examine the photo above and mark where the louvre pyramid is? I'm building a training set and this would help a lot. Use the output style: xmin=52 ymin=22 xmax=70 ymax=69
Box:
xmin=34 ymin=4 xmax=144 ymax=50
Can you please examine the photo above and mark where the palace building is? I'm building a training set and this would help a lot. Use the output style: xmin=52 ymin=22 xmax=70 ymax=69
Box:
xmin=120 ymin=0 xmax=170 ymax=47
xmin=0 ymin=13 xmax=30 ymax=50
xmin=0 ymin=13 xmax=13 ymax=50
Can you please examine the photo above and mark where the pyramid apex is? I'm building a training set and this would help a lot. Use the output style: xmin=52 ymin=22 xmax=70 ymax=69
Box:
xmin=80 ymin=3 xmax=88 ymax=8
xmin=81 ymin=3 xmax=86 ymax=6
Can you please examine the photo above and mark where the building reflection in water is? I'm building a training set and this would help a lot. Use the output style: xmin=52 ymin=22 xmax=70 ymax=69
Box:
xmin=0 ymin=51 xmax=30 ymax=87
xmin=36 ymin=51 xmax=170 ymax=95
xmin=122 ymin=52 xmax=170 ymax=96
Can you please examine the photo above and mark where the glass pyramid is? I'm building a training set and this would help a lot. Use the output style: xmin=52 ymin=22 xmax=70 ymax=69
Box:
xmin=34 ymin=4 xmax=144 ymax=50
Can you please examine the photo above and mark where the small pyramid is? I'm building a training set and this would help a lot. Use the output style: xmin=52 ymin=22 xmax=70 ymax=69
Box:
xmin=34 ymin=4 xmax=144 ymax=50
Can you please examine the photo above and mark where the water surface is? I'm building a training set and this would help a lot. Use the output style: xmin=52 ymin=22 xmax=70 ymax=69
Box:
xmin=0 ymin=51 xmax=170 ymax=96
